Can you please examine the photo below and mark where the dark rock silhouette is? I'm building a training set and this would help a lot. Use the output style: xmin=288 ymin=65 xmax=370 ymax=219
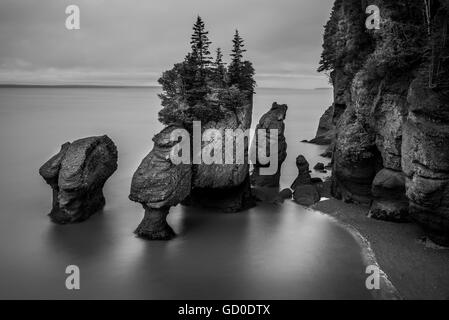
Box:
xmin=279 ymin=188 xmax=293 ymax=200
xmin=39 ymin=135 xmax=118 ymax=224
xmin=293 ymin=185 xmax=321 ymax=207
xmin=291 ymin=155 xmax=312 ymax=190
xmin=314 ymin=163 xmax=325 ymax=171
xmin=251 ymin=102 xmax=288 ymax=188
xmin=129 ymin=126 xmax=192 ymax=240
xmin=291 ymin=155 xmax=320 ymax=206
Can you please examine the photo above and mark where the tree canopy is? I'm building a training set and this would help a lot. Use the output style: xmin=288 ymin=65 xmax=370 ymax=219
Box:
xmin=158 ymin=17 xmax=256 ymax=128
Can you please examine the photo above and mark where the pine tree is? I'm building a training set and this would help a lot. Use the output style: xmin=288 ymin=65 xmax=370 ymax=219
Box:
xmin=228 ymin=30 xmax=246 ymax=87
xmin=212 ymin=48 xmax=227 ymax=86
xmin=190 ymin=16 xmax=212 ymax=70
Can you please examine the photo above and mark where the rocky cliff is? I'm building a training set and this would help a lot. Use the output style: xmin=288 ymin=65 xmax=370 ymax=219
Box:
xmin=316 ymin=0 xmax=449 ymax=245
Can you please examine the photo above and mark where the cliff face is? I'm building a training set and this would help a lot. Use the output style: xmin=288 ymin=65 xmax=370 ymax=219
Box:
xmin=317 ymin=0 xmax=449 ymax=245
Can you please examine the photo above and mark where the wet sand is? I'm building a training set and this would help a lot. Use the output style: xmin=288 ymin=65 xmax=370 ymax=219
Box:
xmin=314 ymin=199 xmax=449 ymax=300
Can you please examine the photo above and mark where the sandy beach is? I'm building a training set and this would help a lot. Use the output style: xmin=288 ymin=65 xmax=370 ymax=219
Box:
xmin=314 ymin=199 xmax=449 ymax=300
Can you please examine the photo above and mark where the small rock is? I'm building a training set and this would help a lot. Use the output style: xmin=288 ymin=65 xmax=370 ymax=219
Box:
xmin=279 ymin=188 xmax=293 ymax=199
xmin=314 ymin=163 xmax=325 ymax=171
xmin=368 ymin=200 xmax=410 ymax=223
xmin=291 ymin=155 xmax=312 ymax=189
xmin=293 ymin=185 xmax=321 ymax=207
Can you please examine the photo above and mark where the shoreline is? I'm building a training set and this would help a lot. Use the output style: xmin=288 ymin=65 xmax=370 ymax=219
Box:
xmin=312 ymin=199 xmax=449 ymax=300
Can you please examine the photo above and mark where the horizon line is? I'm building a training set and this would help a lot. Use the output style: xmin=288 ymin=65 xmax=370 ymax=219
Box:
xmin=0 ymin=84 xmax=332 ymax=90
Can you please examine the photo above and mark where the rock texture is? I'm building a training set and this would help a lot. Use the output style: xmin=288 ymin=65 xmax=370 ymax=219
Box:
xmin=291 ymin=155 xmax=321 ymax=206
xmin=39 ymin=135 xmax=118 ymax=224
xmin=129 ymin=126 xmax=192 ymax=240
xmin=251 ymin=102 xmax=288 ymax=187
xmin=403 ymin=78 xmax=449 ymax=245
xmin=315 ymin=0 xmax=449 ymax=245
xmin=188 ymin=98 xmax=256 ymax=212
xmin=130 ymin=97 xmax=257 ymax=239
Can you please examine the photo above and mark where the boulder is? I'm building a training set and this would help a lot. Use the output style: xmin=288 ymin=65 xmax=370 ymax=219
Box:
xmin=39 ymin=135 xmax=118 ymax=224
xmin=279 ymin=188 xmax=293 ymax=200
xmin=129 ymin=126 xmax=192 ymax=239
xmin=293 ymin=185 xmax=321 ymax=207
xmin=314 ymin=163 xmax=325 ymax=171
xmin=291 ymin=155 xmax=312 ymax=190
xmin=369 ymin=168 xmax=409 ymax=222
xmin=369 ymin=200 xmax=409 ymax=223
xmin=290 ymin=155 xmax=321 ymax=206
xmin=251 ymin=102 xmax=288 ymax=187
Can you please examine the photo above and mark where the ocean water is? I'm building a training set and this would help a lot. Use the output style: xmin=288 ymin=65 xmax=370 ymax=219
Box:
xmin=0 ymin=87 xmax=372 ymax=299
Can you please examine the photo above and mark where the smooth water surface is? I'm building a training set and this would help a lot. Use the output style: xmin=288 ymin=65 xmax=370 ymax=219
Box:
xmin=0 ymin=87 xmax=371 ymax=299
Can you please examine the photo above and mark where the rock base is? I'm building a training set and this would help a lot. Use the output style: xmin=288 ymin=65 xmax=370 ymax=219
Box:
xmin=135 ymin=207 xmax=175 ymax=240
xmin=49 ymin=188 xmax=106 ymax=224
xmin=185 ymin=177 xmax=256 ymax=213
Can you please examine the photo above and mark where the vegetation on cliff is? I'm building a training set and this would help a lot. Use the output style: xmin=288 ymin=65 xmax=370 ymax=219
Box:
xmin=317 ymin=0 xmax=449 ymax=245
xmin=318 ymin=0 xmax=448 ymax=87
xmin=158 ymin=16 xmax=256 ymax=128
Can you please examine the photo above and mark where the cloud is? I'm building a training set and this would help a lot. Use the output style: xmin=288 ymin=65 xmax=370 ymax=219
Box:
xmin=0 ymin=0 xmax=334 ymax=88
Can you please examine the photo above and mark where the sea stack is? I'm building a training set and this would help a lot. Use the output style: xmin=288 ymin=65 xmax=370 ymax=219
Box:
xmin=129 ymin=126 xmax=192 ymax=240
xmin=291 ymin=155 xmax=320 ymax=206
xmin=251 ymin=102 xmax=288 ymax=188
xmin=39 ymin=135 xmax=118 ymax=224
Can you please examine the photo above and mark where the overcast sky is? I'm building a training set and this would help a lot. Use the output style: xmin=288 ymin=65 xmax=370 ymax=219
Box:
xmin=0 ymin=0 xmax=334 ymax=88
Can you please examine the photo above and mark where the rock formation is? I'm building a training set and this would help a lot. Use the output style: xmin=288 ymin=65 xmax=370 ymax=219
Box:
xmin=129 ymin=126 xmax=192 ymax=240
xmin=130 ymin=97 xmax=257 ymax=238
xmin=291 ymin=155 xmax=312 ymax=189
xmin=315 ymin=0 xmax=449 ymax=245
xmin=403 ymin=77 xmax=449 ymax=245
xmin=308 ymin=105 xmax=335 ymax=145
xmin=291 ymin=155 xmax=321 ymax=206
xmin=186 ymin=97 xmax=256 ymax=212
xmin=39 ymin=135 xmax=118 ymax=224
xmin=251 ymin=102 xmax=288 ymax=188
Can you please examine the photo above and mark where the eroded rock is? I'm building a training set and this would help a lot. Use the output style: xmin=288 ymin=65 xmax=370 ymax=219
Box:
xmin=39 ymin=135 xmax=118 ymax=224
xmin=251 ymin=102 xmax=288 ymax=188
xmin=291 ymin=155 xmax=320 ymax=207
xmin=129 ymin=126 xmax=192 ymax=239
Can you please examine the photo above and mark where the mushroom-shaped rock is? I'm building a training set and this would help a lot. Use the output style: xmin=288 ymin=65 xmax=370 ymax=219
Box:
xmin=39 ymin=135 xmax=118 ymax=224
xmin=129 ymin=126 xmax=192 ymax=240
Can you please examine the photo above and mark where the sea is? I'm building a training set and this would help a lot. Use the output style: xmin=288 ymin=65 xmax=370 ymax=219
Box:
xmin=0 ymin=86 xmax=372 ymax=299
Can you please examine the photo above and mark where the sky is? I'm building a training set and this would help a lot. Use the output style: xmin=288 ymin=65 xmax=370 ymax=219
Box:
xmin=0 ymin=0 xmax=334 ymax=89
